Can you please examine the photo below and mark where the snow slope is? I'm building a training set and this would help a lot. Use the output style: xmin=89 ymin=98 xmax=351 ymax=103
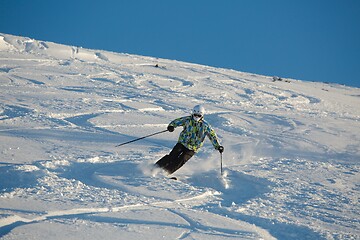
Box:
xmin=0 ymin=33 xmax=359 ymax=239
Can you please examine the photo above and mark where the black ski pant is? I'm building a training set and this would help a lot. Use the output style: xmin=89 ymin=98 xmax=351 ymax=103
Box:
xmin=155 ymin=143 xmax=195 ymax=174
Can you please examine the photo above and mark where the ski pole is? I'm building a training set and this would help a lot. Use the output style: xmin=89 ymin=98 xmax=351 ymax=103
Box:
xmin=115 ymin=129 xmax=168 ymax=147
xmin=220 ymin=152 xmax=223 ymax=176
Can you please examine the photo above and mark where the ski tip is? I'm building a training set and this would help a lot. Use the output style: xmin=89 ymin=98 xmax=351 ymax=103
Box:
xmin=169 ymin=177 xmax=178 ymax=180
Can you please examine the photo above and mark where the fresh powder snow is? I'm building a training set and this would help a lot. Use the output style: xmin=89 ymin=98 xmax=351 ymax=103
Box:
xmin=0 ymin=33 xmax=359 ymax=239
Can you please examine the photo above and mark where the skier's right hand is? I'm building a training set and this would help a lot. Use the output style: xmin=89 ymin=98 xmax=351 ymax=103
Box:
xmin=167 ymin=125 xmax=175 ymax=132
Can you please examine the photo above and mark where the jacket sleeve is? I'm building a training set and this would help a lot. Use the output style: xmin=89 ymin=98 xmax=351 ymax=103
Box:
xmin=169 ymin=116 xmax=189 ymax=128
xmin=206 ymin=125 xmax=221 ymax=149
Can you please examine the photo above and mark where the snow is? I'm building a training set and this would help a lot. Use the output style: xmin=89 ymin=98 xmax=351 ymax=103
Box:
xmin=0 ymin=33 xmax=359 ymax=239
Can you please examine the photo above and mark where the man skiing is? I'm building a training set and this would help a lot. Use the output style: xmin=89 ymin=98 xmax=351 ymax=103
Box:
xmin=155 ymin=105 xmax=224 ymax=175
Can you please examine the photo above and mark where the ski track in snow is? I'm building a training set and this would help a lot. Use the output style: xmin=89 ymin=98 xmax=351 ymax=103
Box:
xmin=0 ymin=33 xmax=359 ymax=239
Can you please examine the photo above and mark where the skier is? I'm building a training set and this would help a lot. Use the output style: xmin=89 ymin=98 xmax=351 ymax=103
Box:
xmin=155 ymin=105 xmax=224 ymax=175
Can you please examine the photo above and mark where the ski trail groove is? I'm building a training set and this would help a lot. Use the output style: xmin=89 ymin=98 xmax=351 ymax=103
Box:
xmin=0 ymin=191 xmax=215 ymax=236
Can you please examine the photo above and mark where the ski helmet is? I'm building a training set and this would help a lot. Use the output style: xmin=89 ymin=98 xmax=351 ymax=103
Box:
xmin=192 ymin=105 xmax=205 ymax=121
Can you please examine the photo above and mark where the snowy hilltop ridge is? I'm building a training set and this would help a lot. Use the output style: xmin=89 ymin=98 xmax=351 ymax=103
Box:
xmin=0 ymin=33 xmax=359 ymax=239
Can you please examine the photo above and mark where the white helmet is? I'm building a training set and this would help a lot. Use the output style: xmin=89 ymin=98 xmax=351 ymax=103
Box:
xmin=192 ymin=105 xmax=205 ymax=121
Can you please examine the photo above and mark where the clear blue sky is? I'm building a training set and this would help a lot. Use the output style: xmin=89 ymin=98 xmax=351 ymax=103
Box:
xmin=1 ymin=0 xmax=359 ymax=87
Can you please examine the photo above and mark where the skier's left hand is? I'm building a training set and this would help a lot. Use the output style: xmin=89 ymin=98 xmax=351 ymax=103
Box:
xmin=218 ymin=146 xmax=224 ymax=153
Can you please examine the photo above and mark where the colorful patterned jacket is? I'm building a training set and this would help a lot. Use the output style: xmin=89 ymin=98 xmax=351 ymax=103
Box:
xmin=169 ymin=116 xmax=221 ymax=152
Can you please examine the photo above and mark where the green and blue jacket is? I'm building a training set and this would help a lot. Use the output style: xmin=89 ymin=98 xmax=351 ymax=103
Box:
xmin=169 ymin=116 xmax=221 ymax=152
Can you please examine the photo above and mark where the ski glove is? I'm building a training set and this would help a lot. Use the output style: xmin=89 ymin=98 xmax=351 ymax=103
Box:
xmin=218 ymin=146 xmax=224 ymax=153
xmin=167 ymin=125 xmax=175 ymax=132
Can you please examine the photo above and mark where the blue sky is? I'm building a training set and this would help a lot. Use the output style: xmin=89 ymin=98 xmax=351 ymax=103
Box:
xmin=1 ymin=0 xmax=359 ymax=87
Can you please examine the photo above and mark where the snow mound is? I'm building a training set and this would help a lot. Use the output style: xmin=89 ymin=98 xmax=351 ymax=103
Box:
xmin=0 ymin=33 xmax=359 ymax=239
